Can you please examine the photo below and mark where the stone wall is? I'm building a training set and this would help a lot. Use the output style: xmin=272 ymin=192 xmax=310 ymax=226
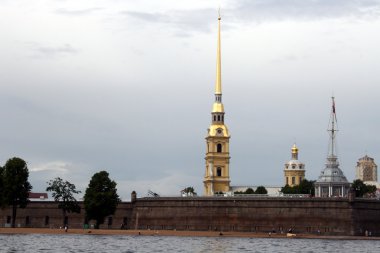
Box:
xmin=1 ymin=197 xmax=380 ymax=236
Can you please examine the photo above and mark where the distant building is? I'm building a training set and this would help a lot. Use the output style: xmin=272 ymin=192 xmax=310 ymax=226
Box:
xmin=28 ymin=192 xmax=48 ymax=201
xmin=356 ymin=155 xmax=378 ymax=182
xmin=356 ymin=155 xmax=380 ymax=189
xmin=315 ymin=97 xmax=350 ymax=197
xmin=203 ymin=14 xmax=231 ymax=195
xmin=284 ymin=144 xmax=305 ymax=186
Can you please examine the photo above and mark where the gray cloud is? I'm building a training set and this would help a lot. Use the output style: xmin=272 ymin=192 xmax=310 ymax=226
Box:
xmin=121 ymin=8 xmax=215 ymax=36
xmin=29 ymin=43 xmax=79 ymax=59
xmin=55 ymin=7 xmax=104 ymax=16
xmin=232 ymin=0 xmax=380 ymax=22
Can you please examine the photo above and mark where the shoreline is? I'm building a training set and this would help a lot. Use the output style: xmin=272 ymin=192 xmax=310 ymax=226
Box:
xmin=0 ymin=228 xmax=379 ymax=240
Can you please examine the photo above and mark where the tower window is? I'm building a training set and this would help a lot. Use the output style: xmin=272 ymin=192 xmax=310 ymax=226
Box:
xmin=213 ymin=115 xmax=216 ymax=121
xmin=218 ymin=115 xmax=221 ymax=121
xmin=217 ymin=167 xmax=222 ymax=177
xmin=217 ymin=144 xmax=222 ymax=153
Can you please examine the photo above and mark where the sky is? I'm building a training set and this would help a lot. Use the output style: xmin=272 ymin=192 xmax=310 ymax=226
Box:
xmin=1 ymin=0 xmax=380 ymax=200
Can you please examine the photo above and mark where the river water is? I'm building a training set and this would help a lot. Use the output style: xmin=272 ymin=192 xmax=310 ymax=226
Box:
xmin=1 ymin=234 xmax=380 ymax=253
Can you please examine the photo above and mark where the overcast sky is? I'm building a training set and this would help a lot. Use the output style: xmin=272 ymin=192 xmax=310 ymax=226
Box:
xmin=1 ymin=0 xmax=380 ymax=199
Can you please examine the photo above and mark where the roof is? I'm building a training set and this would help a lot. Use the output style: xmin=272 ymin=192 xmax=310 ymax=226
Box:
xmin=28 ymin=192 xmax=48 ymax=199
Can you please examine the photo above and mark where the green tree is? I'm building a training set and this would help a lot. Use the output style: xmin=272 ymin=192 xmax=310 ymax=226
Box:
xmin=46 ymin=177 xmax=81 ymax=226
xmin=254 ymin=186 xmax=268 ymax=194
xmin=182 ymin=186 xmax=197 ymax=196
xmin=2 ymin=158 xmax=32 ymax=227
xmin=83 ymin=171 xmax=120 ymax=229
xmin=281 ymin=179 xmax=315 ymax=196
xmin=0 ymin=166 xmax=4 ymax=207
xmin=245 ymin=188 xmax=255 ymax=194
xmin=352 ymin=179 xmax=377 ymax=197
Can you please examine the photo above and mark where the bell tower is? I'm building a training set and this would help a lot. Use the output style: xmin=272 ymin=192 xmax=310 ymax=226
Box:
xmin=203 ymin=12 xmax=231 ymax=196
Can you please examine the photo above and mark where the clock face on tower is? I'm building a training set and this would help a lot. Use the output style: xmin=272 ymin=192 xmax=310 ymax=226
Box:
xmin=216 ymin=128 xmax=223 ymax=135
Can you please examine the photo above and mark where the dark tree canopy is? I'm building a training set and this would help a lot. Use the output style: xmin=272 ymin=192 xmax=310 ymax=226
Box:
xmin=182 ymin=186 xmax=197 ymax=196
xmin=83 ymin=171 xmax=120 ymax=228
xmin=245 ymin=188 xmax=255 ymax=194
xmin=352 ymin=179 xmax=377 ymax=197
xmin=2 ymin=157 xmax=32 ymax=227
xmin=0 ymin=166 xmax=4 ymax=207
xmin=46 ymin=177 xmax=81 ymax=226
xmin=254 ymin=186 xmax=268 ymax=194
xmin=281 ymin=179 xmax=315 ymax=196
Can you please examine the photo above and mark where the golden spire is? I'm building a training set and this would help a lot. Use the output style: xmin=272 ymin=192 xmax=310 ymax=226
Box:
xmin=212 ymin=9 xmax=224 ymax=113
xmin=291 ymin=143 xmax=298 ymax=160
xmin=215 ymin=9 xmax=222 ymax=95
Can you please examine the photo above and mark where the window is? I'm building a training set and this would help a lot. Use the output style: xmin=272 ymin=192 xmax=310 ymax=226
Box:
xmin=64 ymin=216 xmax=68 ymax=225
xmin=217 ymin=144 xmax=222 ymax=153
xmin=217 ymin=167 xmax=222 ymax=177
xmin=218 ymin=115 xmax=221 ymax=121
xmin=292 ymin=177 xmax=295 ymax=185
xmin=45 ymin=216 xmax=49 ymax=226
xmin=6 ymin=216 xmax=11 ymax=224
xmin=108 ymin=217 xmax=113 ymax=226
xmin=25 ymin=216 xmax=30 ymax=226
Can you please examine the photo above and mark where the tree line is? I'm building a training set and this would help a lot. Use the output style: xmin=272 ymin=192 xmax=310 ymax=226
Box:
xmin=0 ymin=157 xmax=120 ymax=229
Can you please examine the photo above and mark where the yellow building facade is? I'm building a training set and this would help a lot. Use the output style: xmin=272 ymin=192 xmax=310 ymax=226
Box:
xmin=203 ymin=14 xmax=231 ymax=196
xmin=284 ymin=144 xmax=305 ymax=186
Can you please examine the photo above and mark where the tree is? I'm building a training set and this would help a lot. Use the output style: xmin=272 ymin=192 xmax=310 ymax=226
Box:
xmin=0 ymin=166 xmax=4 ymax=207
xmin=255 ymin=186 xmax=268 ymax=194
xmin=182 ymin=187 xmax=197 ymax=196
xmin=83 ymin=171 xmax=120 ymax=229
xmin=281 ymin=179 xmax=315 ymax=196
xmin=352 ymin=179 xmax=377 ymax=197
xmin=245 ymin=188 xmax=255 ymax=194
xmin=46 ymin=177 xmax=81 ymax=226
xmin=2 ymin=158 xmax=32 ymax=227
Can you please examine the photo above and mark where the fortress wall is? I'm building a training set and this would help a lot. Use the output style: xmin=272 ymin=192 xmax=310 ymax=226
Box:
xmin=129 ymin=197 xmax=380 ymax=236
xmin=1 ymin=197 xmax=380 ymax=236
xmin=0 ymin=202 xmax=133 ymax=229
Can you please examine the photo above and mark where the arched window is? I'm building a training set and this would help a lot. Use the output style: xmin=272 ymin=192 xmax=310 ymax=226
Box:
xmin=218 ymin=115 xmax=221 ymax=121
xmin=217 ymin=144 xmax=222 ymax=153
xmin=217 ymin=167 xmax=222 ymax=177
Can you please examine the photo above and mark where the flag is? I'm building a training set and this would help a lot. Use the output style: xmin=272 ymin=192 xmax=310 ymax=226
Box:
xmin=332 ymin=98 xmax=336 ymax=114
